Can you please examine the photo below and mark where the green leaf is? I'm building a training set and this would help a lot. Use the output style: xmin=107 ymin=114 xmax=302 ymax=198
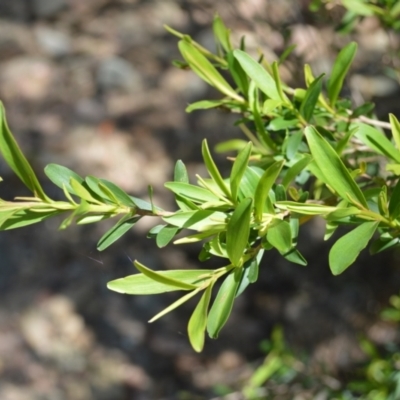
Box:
xmin=0 ymin=103 xmax=48 ymax=200
xmin=134 ymin=260 xmax=198 ymax=290
xmin=341 ymin=0 xmax=375 ymax=16
xmin=188 ymin=283 xmax=213 ymax=352
xmin=267 ymin=220 xmax=292 ymax=254
xmin=149 ymin=288 xmax=201 ymax=323
xmin=299 ymin=74 xmax=324 ymax=122
xmin=107 ymin=269 xmax=213 ymax=294
xmin=282 ymin=155 xmax=311 ymax=189
xmin=186 ymin=100 xmax=226 ymax=113
xmin=276 ymin=201 xmax=336 ymax=215
xmin=207 ymin=268 xmax=242 ymax=338
xmin=389 ymin=178 xmax=400 ymax=218
xmin=271 ymin=61 xmax=289 ymax=104
xmin=174 ymin=160 xmax=189 ymax=183
xmin=165 ymin=182 xmax=220 ymax=203
xmin=284 ymin=248 xmax=307 ymax=266
xmin=99 ymin=179 xmax=137 ymax=207
xmin=354 ymin=123 xmax=400 ymax=163
xmin=45 ymin=164 xmax=84 ymax=196
xmin=85 ymin=176 xmax=112 ymax=203
xmin=226 ymin=198 xmax=253 ymax=266
xmin=156 ymin=225 xmax=180 ymax=248
xmin=70 ymin=178 xmax=101 ymax=204
xmin=178 ymin=41 xmax=243 ymax=102
xmin=236 ymin=252 xmax=262 ymax=297
xmin=230 ymin=142 xmax=252 ymax=201
xmin=215 ymin=139 xmax=248 ymax=153
xmin=390 ymin=114 xmax=400 ymax=152
xmin=329 ymin=221 xmax=379 ymax=275
xmin=304 ymin=126 xmax=368 ymax=208
xmin=97 ymin=215 xmax=140 ymax=251
xmin=386 ymin=164 xmax=400 ymax=175
xmin=325 ymin=206 xmax=361 ymax=221
xmin=227 ymin=51 xmax=249 ymax=95
xmin=163 ymin=210 xmax=226 ymax=231
xmin=213 ymin=14 xmax=232 ymax=52
xmin=233 ymin=50 xmax=281 ymax=101
xmin=327 ymin=42 xmax=357 ymax=106
xmin=254 ymin=160 xmax=284 ymax=222
xmin=201 ymin=139 xmax=231 ymax=199
xmin=285 ymin=131 xmax=303 ymax=160
xmin=0 ymin=209 xmax=60 ymax=230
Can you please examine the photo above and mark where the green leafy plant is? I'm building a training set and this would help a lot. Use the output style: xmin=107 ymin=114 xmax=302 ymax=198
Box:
xmin=0 ymin=14 xmax=400 ymax=353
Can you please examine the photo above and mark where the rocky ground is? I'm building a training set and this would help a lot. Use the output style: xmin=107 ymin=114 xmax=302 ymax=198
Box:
xmin=0 ymin=0 xmax=399 ymax=399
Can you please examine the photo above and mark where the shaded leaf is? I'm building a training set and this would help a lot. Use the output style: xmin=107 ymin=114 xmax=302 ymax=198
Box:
xmin=99 ymin=179 xmax=137 ymax=207
xmin=267 ymin=220 xmax=292 ymax=254
xmin=188 ymin=283 xmax=213 ymax=352
xmin=300 ymin=74 xmax=324 ymax=122
xmin=329 ymin=221 xmax=379 ymax=275
xmin=207 ymin=268 xmax=242 ymax=338
xmin=282 ymin=155 xmax=311 ymax=189
xmin=97 ymin=215 xmax=140 ymax=251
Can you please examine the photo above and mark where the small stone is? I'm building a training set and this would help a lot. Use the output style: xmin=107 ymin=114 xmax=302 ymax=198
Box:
xmin=96 ymin=57 xmax=142 ymax=93
xmin=35 ymin=26 xmax=71 ymax=57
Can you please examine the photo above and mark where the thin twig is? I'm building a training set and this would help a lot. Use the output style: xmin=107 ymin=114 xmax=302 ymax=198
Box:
xmin=357 ymin=115 xmax=392 ymax=130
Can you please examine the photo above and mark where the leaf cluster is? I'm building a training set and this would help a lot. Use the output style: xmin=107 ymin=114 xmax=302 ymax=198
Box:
xmin=0 ymin=15 xmax=400 ymax=352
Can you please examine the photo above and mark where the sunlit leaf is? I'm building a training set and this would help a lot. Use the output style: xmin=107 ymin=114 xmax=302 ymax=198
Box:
xmin=327 ymin=42 xmax=357 ymax=106
xmin=341 ymin=0 xmax=375 ymax=16
xmin=179 ymin=41 xmax=243 ymax=102
xmin=305 ymin=126 xmax=367 ymax=208
xmin=226 ymin=198 xmax=253 ymax=266
xmin=267 ymin=220 xmax=292 ymax=254
xmin=107 ymin=269 xmax=213 ymax=295
xmin=0 ymin=103 xmax=48 ymax=200
xmin=163 ymin=210 xmax=227 ymax=231
xmin=254 ymin=160 xmax=284 ymax=222
xmin=233 ymin=50 xmax=281 ymax=100
xmin=165 ymin=181 xmax=220 ymax=203
xmin=390 ymin=113 xmax=400 ymax=152
xmin=213 ymin=14 xmax=232 ymax=52
xmin=134 ymin=260 xmax=199 ymax=290
xmin=230 ymin=142 xmax=252 ymax=201
xmin=329 ymin=221 xmax=379 ymax=275
xmin=156 ymin=225 xmax=180 ymax=248
xmin=45 ymin=164 xmax=84 ymax=196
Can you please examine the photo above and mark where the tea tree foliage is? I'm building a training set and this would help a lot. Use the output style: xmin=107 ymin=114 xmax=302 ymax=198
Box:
xmin=0 ymin=14 xmax=400 ymax=352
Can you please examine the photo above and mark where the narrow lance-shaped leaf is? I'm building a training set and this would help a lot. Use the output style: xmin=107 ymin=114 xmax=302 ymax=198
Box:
xmin=178 ymin=41 xmax=243 ymax=102
xmin=207 ymin=268 xmax=242 ymax=338
xmin=97 ymin=215 xmax=140 ymax=251
xmin=44 ymin=164 xmax=84 ymax=196
xmin=134 ymin=260 xmax=198 ymax=290
xmin=304 ymin=126 xmax=368 ymax=208
xmin=0 ymin=103 xmax=48 ymax=200
xmin=233 ymin=50 xmax=281 ymax=101
xmin=389 ymin=114 xmax=400 ymax=152
xmin=212 ymin=14 xmax=232 ymax=52
xmin=107 ymin=269 xmax=214 ymax=295
xmin=156 ymin=225 xmax=180 ymax=248
xmin=174 ymin=160 xmax=189 ymax=183
xmin=329 ymin=221 xmax=379 ymax=275
xmin=282 ymin=155 xmax=311 ymax=189
xmin=267 ymin=220 xmax=292 ymax=254
xmin=165 ymin=182 xmax=220 ymax=203
xmin=254 ymin=160 xmax=284 ymax=222
xmin=201 ymin=139 xmax=231 ymax=199
xmin=327 ymin=42 xmax=357 ymax=107
xmin=230 ymin=142 xmax=252 ymax=202
xmin=188 ymin=283 xmax=214 ymax=352
xmin=354 ymin=123 xmax=400 ymax=163
xmin=299 ymin=74 xmax=324 ymax=122
xmin=389 ymin=178 xmax=400 ymax=218
xmin=149 ymin=288 xmax=202 ymax=323
xmin=226 ymin=198 xmax=253 ymax=266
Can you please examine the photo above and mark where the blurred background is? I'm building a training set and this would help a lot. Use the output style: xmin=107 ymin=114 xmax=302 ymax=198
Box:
xmin=0 ymin=0 xmax=399 ymax=399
